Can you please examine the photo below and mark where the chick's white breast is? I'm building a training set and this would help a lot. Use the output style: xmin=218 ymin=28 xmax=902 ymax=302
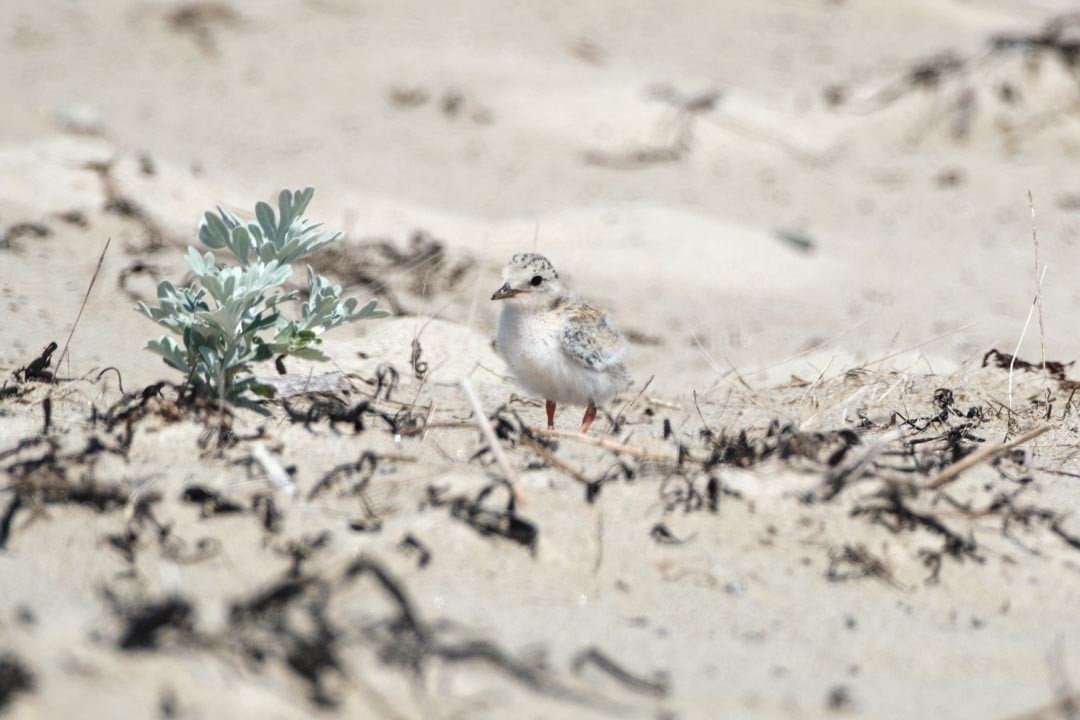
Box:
xmin=496 ymin=305 xmax=623 ymax=405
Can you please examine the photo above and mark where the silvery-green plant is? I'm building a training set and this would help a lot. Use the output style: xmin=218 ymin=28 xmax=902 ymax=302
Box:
xmin=137 ymin=187 xmax=387 ymax=399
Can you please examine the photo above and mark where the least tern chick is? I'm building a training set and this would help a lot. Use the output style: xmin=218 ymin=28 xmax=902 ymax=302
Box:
xmin=492 ymin=253 xmax=628 ymax=434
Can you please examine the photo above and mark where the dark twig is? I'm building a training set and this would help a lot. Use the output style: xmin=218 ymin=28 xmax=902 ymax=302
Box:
xmin=570 ymin=647 xmax=670 ymax=698
xmin=0 ymin=496 xmax=23 ymax=550
xmin=94 ymin=367 xmax=127 ymax=395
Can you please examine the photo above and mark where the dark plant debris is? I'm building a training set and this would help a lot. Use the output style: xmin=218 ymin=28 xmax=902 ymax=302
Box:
xmin=93 ymin=381 xmax=238 ymax=451
xmin=653 ymin=384 xmax=1077 ymax=584
xmin=703 ymin=420 xmax=860 ymax=471
xmin=228 ymin=575 xmax=341 ymax=707
xmin=252 ymin=493 xmax=283 ymax=534
xmin=583 ymin=86 xmax=720 ymax=169
xmin=570 ymin=646 xmax=671 ymax=698
xmin=274 ymin=532 xmax=333 ymax=578
xmin=1 ymin=433 xmax=163 ymax=550
xmin=281 ymin=389 xmax=422 ymax=437
xmin=13 ymin=342 xmax=58 ymax=383
xmin=826 ymin=544 xmax=902 ymax=589
xmin=104 ymin=589 xmax=197 ymax=651
xmin=0 ymin=221 xmax=50 ymax=251
xmin=84 ymin=158 xmax=169 ymax=252
xmin=398 ymin=534 xmax=432 ymax=568
xmin=181 ymin=485 xmax=244 ymax=517
xmin=165 ymin=2 xmax=243 ymax=56
xmin=424 ymin=482 xmax=539 ymax=554
xmin=0 ymin=653 xmax=35 ymax=711
xmin=982 ymin=349 xmax=1072 ymax=382
xmin=118 ymin=260 xmax=163 ymax=303
xmin=410 ymin=338 xmax=428 ymax=380
xmin=650 ymin=522 xmax=696 ymax=546
xmin=308 ymin=230 xmax=474 ymax=316
xmin=343 ymin=558 xmax=589 ymax=703
xmin=826 ymin=13 xmax=1080 ymax=144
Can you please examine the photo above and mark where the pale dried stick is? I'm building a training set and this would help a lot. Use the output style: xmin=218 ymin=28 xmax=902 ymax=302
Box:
xmin=800 ymin=386 xmax=868 ymax=431
xmin=519 ymin=435 xmax=590 ymax=486
xmin=926 ymin=425 xmax=1051 ymax=490
xmin=251 ymin=443 xmax=297 ymax=496
xmin=1008 ymin=266 xmax=1048 ymax=409
xmin=539 ymin=428 xmax=676 ymax=463
xmin=460 ymin=379 xmax=520 ymax=488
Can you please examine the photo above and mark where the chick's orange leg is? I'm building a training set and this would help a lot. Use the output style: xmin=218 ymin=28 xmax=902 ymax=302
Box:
xmin=579 ymin=400 xmax=597 ymax=435
xmin=546 ymin=400 xmax=556 ymax=430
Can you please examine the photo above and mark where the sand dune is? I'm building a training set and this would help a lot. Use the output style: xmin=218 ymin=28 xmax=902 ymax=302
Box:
xmin=4 ymin=2 xmax=1080 ymax=718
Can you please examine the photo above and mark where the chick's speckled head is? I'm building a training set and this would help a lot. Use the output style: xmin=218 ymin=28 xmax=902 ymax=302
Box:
xmin=491 ymin=253 xmax=565 ymax=305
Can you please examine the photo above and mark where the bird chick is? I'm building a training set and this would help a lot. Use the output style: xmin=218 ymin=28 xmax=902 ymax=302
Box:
xmin=492 ymin=253 xmax=628 ymax=434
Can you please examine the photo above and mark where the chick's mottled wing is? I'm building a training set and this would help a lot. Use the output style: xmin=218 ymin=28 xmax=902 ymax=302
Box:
xmin=560 ymin=303 xmax=625 ymax=370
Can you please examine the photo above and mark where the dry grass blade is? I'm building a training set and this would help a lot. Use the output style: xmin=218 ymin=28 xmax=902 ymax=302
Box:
xmin=926 ymin=425 xmax=1051 ymax=490
xmin=56 ymin=236 xmax=112 ymax=376
xmin=1009 ymin=265 xmax=1048 ymax=410
xmin=1029 ymin=190 xmax=1049 ymax=397
xmin=692 ymin=389 xmax=713 ymax=436
xmin=800 ymin=386 xmax=868 ymax=430
xmin=539 ymin=428 xmax=676 ymax=463
xmin=860 ymin=322 xmax=977 ymax=370
xmin=460 ymin=378 xmax=521 ymax=491
xmin=608 ymin=374 xmax=654 ymax=431
xmin=1007 ymin=192 xmax=1050 ymax=409
xmin=701 ymin=320 xmax=869 ymax=397
xmin=519 ymin=435 xmax=590 ymax=486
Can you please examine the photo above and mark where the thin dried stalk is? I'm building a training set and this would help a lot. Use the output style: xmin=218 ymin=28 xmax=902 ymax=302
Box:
xmin=539 ymin=428 xmax=676 ymax=463
xmin=926 ymin=425 xmax=1051 ymax=490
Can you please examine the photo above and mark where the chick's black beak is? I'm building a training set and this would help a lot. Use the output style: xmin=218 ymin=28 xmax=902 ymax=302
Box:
xmin=491 ymin=282 xmax=521 ymax=301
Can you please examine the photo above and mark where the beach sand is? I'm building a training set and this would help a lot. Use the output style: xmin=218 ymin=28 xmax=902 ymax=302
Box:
xmin=3 ymin=1 xmax=1080 ymax=717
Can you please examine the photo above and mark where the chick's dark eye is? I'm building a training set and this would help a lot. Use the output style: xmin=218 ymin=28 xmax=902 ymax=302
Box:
xmin=530 ymin=275 xmax=543 ymax=286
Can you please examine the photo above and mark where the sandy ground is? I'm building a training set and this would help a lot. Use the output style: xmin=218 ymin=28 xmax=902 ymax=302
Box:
xmin=5 ymin=1 xmax=1080 ymax=718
